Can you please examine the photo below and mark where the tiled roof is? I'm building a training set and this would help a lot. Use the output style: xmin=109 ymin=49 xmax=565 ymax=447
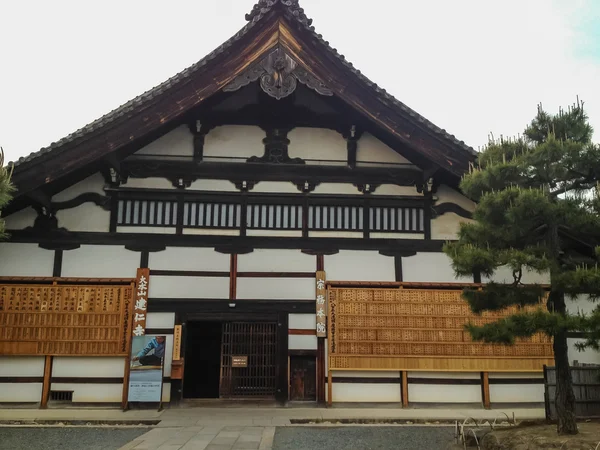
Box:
xmin=12 ymin=0 xmax=475 ymax=171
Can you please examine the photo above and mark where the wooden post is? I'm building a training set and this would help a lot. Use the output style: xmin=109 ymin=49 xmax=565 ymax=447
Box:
xmin=229 ymin=254 xmax=237 ymax=300
xmin=316 ymin=254 xmax=326 ymax=404
xmin=327 ymin=369 xmax=333 ymax=406
xmin=122 ymin=356 xmax=131 ymax=410
xmin=401 ymin=371 xmax=409 ymax=408
xmin=40 ymin=355 xmax=53 ymax=409
xmin=481 ymin=372 xmax=490 ymax=409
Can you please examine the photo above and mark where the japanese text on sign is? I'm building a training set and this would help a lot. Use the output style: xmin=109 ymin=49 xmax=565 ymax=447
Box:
xmin=133 ymin=268 xmax=150 ymax=337
xmin=316 ymin=270 xmax=327 ymax=337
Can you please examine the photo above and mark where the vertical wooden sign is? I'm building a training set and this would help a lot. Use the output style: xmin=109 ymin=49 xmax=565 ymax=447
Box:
xmin=173 ymin=325 xmax=182 ymax=361
xmin=316 ymin=270 xmax=327 ymax=337
xmin=133 ymin=268 xmax=149 ymax=337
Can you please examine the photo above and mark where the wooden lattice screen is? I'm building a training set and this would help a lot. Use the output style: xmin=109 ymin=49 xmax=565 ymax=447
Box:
xmin=328 ymin=288 xmax=554 ymax=372
xmin=0 ymin=282 xmax=134 ymax=356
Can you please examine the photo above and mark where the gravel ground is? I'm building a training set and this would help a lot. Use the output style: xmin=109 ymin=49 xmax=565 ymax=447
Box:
xmin=273 ymin=426 xmax=455 ymax=450
xmin=0 ymin=426 xmax=149 ymax=450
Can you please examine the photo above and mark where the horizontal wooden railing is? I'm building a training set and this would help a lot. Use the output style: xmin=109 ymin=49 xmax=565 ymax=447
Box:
xmin=113 ymin=190 xmax=427 ymax=237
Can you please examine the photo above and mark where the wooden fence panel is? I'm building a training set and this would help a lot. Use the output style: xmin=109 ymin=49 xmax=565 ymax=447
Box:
xmin=545 ymin=365 xmax=600 ymax=419
xmin=0 ymin=283 xmax=134 ymax=356
xmin=328 ymin=287 xmax=554 ymax=372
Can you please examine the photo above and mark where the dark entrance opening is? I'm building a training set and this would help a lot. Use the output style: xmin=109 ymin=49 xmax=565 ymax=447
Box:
xmin=183 ymin=321 xmax=222 ymax=398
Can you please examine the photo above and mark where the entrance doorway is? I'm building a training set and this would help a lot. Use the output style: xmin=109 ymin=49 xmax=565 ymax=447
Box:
xmin=220 ymin=322 xmax=278 ymax=399
xmin=183 ymin=321 xmax=222 ymax=398
xmin=182 ymin=321 xmax=279 ymax=400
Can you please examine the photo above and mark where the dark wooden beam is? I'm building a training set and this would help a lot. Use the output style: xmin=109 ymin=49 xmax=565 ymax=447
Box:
xmin=120 ymin=160 xmax=421 ymax=187
xmin=8 ymin=230 xmax=447 ymax=253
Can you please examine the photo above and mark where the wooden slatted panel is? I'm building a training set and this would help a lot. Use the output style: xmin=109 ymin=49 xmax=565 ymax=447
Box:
xmin=117 ymin=199 xmax=178 ymax=226
xmin=220 ymin=322 xmax=277 ymax=398
xmin=0 ymin=284 xmax=134 ymax=356
xmin=183 ymin=202 xmax=242 ymax=229
xmin=328 ymin=288 xmax=554 ymax=372
xmin=247 ymin=204 xmax=302 ymax=230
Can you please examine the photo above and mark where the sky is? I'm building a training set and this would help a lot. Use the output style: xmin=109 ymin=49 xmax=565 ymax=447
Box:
xmin=1 ymin=0 xmax=599 ymax=164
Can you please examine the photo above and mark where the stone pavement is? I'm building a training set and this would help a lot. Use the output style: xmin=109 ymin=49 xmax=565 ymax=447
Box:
xmin=0 ymin=406 xmax=546 ymax=450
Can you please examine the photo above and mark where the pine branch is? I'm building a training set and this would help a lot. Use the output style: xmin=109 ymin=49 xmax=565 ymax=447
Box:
xmin=463 ymin=283 xmax=545 ymax=314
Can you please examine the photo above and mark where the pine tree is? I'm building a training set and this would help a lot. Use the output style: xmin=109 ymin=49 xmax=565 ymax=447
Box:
xmin=444 ymin=101 xmax=600 ymax=435
xmin=0 ymin=147 xmax=15 ymax=239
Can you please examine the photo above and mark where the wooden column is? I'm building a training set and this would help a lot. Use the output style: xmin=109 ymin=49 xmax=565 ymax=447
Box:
xmin=229 ymin=254 xmax=238 ymax=300
xmin=40 ymin=355 xmax=53 ymax=409
xmin=316 ymin=254 xmax=326 ymax=404
xmin=122 ymin=357 xmax=131 ymax=410
xmin=327 ymin=369 xmax=333 ymax=406
xmin=401 ymin=371 xmax=409 ymax=408
xmin=481 ymin=372 xmax=491 ymax=409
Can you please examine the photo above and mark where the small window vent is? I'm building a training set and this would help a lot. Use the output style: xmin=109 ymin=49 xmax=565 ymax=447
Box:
xmin=49 ymin=390 xmax=73 ymax=402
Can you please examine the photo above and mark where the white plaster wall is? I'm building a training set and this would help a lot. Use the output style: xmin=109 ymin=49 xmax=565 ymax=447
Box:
xmin=566 ymin=295 xmax=594 ymax=315
xmin=0 ymin=243 xmax=54 ymax=276
xmin=3 ymin=207 xmax=36 ymax=230
xmin=334 ymin=371 xmax=400 ymax=379
xmin=409 ymin=384 xmax=481 ymax=403
xmin=0 ymin=384 xmax=42 ymax=402
xmin=146 ymin=312 xmax=176 ymax=329
xmin=61 ymin=245 xmax=139 ymax=278
xmin=117 ymin=226 xmax=176 ymax=234
xmin=409 ymin=372 xmax=480 ymax=379
xmin=431 ymin=214 xmax=473 ymax=241
xmin=435 ymin=185 xmax=475 ymax=212
xmin=123 ymin=178 xmax=177 ymax=190
xmin=183 ymin=229 xmax=240 ymax=236
xmin=149 ymin=276 xmax=229 ymax=299
xmin=52 ymin=173 xmax=106 ymax=202
xmin=56 ymin=203 xmax=110 ymax=232
xmin=289 ymin=335 xmax=317 ymax=350
xmin=52 ymin=357 xmax=125 ymax=377
xmin=203 ymin=125 xmax=264 ymax=160
xmin=251 ymin=182 xmax=300 ymax=194
xmin=489 ymin=384 xmax=544 ymax=403
xmin=372 ymin=185 xmax=422 ymax=196
xmin=312 ymin=183 xmax=362 ymax=196
xmin=238 ymin=250 xmax=315 ymax=272
xmin=489 ymin=372 xmax=544 ymax=403
xmin=247 ymin=230 xmax=302 ymax=237
xmin=325 ymin=250 xmax=395 ymax=282
xmin=236 ymin=278 xmax=313 ymax=300
xmin=188 ymin=180 xmax=238 ymax=192
xmin=309 ymin=231 xmax=363 ymax=238
xmin=331 ymin=384 xmax=401 ymax=403
xmin=483 ymin=267 xmax=550 ymax=284
xmin=51 ymin=383 xmax=123 ymax=403
xmin=288 ymin=128 xmax=346 ymax=163
xmin=149 ymin=247 xmax=230 ymax=272
xmin=569 ymin=339 xmax=600 ymax=365
xmin=370 ymin=233 xmax=424 ymax=240
xmin=135 ymin=125 xmax=193 ymax=157
xmin=402 ymin=252 xmax=473 ymax=283
xmin=289 ymin=314 xmax=316 ymax=330
xmin=357 ymin=133 xmax=412 ymax=165
xmin=0 ymin=357 xmax=45 ymax=376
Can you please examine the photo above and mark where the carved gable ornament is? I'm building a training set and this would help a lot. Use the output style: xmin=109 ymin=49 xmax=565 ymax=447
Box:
xmin=224 ymin=47 xmax=333 ymax=100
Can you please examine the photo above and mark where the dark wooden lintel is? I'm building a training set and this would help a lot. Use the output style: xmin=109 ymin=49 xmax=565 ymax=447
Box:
xmin=121 ymin=160 xmax=421 ymax=187
xmin=11 ymin=230 xmax=447 ymax=253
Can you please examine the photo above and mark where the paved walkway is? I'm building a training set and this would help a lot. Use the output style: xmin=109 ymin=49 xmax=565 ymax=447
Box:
xmin=0 ymin=406 xmax=546 ymax=450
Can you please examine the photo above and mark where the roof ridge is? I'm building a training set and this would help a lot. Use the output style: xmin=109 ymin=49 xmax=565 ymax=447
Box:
xmin=246 ymin=0 xmax=312 ymax=26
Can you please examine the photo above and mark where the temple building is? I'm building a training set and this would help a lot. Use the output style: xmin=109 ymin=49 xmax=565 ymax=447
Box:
xmin=0 ymin=0 xmax=592 ymax=408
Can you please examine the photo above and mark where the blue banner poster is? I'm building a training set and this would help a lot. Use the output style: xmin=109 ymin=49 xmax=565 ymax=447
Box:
xmin=128 ymin=335 xmax=166 ymax=402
